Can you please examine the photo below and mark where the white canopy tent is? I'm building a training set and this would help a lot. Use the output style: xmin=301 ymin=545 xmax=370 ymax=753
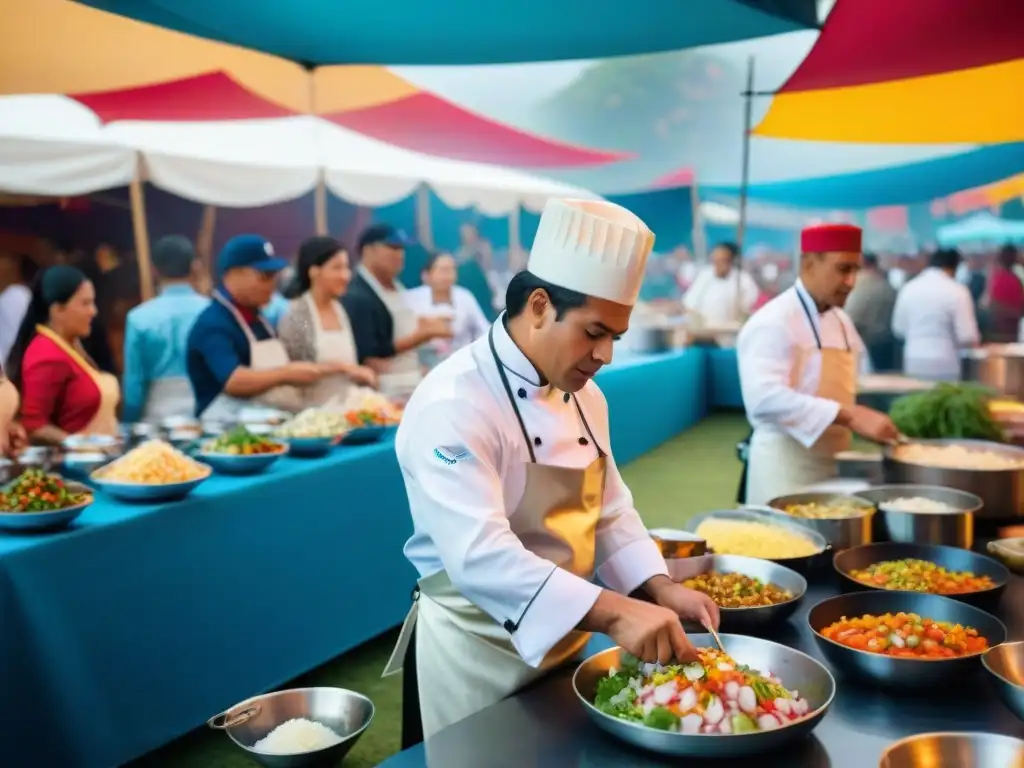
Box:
xmin=0 ymin=95 xmax=599 ymax=214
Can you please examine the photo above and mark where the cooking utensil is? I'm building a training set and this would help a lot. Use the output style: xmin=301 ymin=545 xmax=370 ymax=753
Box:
xmin=883 ymin=439 xmax=1024 ymax=519
xmin=982 ymin=641 xmax=1024 ymax=723
xmin=854 ymin=484 xmax=981 ymax=549
xmin=208 ymin=686 xmax=374 ymax=767
xmin=832 ymin=542 xmax=1009 ymax=609
xmin=703 ymin=622 xmax=725 ymax=653
xmin=682 ymin=554 xmax=806 ymax=632
xmin=880 ymin=731 xmax=1024 ymax=768
xmin=807 ymin=591 xmax=1007 ymax=689
xmin=685 ymin=509 xmax=830 ymax=577
xmin=987 ymin=537 xmax=1024 ymax=574
xmin=763 ymin=492 xmax=875 ymax=550
xmin=573 ymin=636 xmax=835 ymax=759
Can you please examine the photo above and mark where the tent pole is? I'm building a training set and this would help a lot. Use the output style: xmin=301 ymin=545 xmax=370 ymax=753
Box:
xmin=314 ymin=173 xmax=328 ymax=235
xmin=509 ymin=205 xmax=522 ymax=257
xmin=415 ymin=185 xmax=434 ymax=250
xmin=128 ymin=159 xmax=153 ymax=301
xmin=737 ymin=55 xmax=755 ymax=251
xmin=689 ymin=176 xmax=706 ymax=261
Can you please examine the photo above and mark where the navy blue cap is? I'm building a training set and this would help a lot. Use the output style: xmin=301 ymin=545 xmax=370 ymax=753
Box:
xmin=217 ymin=235 xmax=288 ymax=276
xmin=357 ymin=223 xmax=413 ymax=252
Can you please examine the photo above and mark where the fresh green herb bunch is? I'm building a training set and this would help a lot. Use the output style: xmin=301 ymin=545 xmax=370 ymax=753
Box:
xmin=889 ymin=383 xmax=1004 ymax=442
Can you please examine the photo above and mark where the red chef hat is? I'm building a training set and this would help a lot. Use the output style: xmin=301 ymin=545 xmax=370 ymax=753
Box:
xmin=800 ymin=223 xmax=862 ymax=254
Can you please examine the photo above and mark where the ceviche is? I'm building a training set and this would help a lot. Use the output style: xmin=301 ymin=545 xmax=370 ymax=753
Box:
xmin=848 ymin=558 xmax=996 ymax=594
xmin=819 ymin=612 xmax=989 ymax=658
xmin=594 ymin=649 xmax=812 ymax=734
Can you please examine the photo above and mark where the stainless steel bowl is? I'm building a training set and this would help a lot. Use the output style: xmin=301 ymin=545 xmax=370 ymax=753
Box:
xmin=832 ymin=542 xmax=1009 ymax=608
xmin=988 ymin=537 xmax=1024 ymax=574
xmin=854 ymin=484 xmax=981 ymax=549
xmin=685 ymin=509 xmax=830 ymax=577
xmin=208 ymin=687 xmax=374 ymax=767
xmin=573 ymin=636 xmax=835 ymax=759
xmin=880 ymin=731 xmax=1024 ymax=767
xmin=683 ymin=554 xmax=807 ymax=631
xmin=808 ymin=591 xmax=1007 ymax=689
xmin=883 ymin=439 xmax=1024 ymax=519
xmin=763 ymin=492 xmax=874 ymax=550
xmin=982 ymin=641 xmax=1024 ymax=722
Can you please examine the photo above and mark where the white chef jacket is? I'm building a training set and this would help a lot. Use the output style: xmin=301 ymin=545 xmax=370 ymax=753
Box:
xmin=404 ymin=285 xmax=490 ymax=352
xmin=0 ymin=283 xmax=31 ymax=367
xmin=683 ymin=266 xmax=759 ymax=326
xmin=891 ymin=267 xmax=979 ymax=381
xmin=737 ymin=280 xmax=866 ymax=449
xmin=395 ymin=317 xmax=669 ymax=667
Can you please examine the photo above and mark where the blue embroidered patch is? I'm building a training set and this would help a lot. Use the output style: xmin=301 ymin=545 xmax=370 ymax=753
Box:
xmin=433 ymin=447 xmax=469 ymax=465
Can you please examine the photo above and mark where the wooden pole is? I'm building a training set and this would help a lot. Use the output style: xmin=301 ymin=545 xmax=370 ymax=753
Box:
xmin=736 ymin=56 xmax=755 ymax=251
xmin=128 ymin=163 xmax=153 ymax=301
xmin=689 ymin=176 xmax=706 ymax=261
xmin=314 ymin=174 xmax=328 ymax=235
xmin=415 ymin=185 xmax=434 ymax=250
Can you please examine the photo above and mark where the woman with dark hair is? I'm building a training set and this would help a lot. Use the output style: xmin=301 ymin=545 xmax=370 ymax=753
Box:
xmin=278 ymin=236 xmax=376 ymax=406
xmin=7 ymin=265 xmax=121 ymax=444
xmin=985 ymin=245 xmax=1024 ymax=342
xmin=405 ymin=252 xmax=489 ymax=364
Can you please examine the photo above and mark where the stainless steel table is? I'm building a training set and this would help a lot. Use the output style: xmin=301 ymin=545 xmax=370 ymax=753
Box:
xmin=379 ymin=574 xmax=1024 ymax=768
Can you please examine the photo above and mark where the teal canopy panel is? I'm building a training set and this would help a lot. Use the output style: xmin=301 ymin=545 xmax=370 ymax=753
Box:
xmin=74 ymin=0 xmax=818 ymax=65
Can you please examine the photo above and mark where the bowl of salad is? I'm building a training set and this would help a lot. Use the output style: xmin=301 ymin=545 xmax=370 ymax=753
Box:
xmin=274 ymin=410 xmax=349 ymax=457
xmin=198 ymin=426 xmax=288 ymax=475
xmin=0 ymin=469 xmax=94 ymax=532
xmin=340 ymin=408 xmax=393 ymax=445
xmin=574 ymin=635 xmax=834 ymax=758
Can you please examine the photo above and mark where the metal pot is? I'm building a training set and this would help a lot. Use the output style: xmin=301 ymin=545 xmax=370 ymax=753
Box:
xmin=854 ymin=484 xmax=981 ymax=549
xmin=883 ymin=439 xmax=1024 ymax=519
xmin=761 ymin=493 xmax=874 ymax=550
xmin=961 ymin=346 xmax=1024 ymax=399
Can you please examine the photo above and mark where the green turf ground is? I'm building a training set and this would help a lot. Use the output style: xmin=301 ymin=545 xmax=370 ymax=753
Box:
xmin=131 ymin=413 xmax=751 ymax=767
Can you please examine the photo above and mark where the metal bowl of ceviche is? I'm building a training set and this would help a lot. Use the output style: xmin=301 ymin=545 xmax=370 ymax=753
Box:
xmin=573 ymin=635 xmax=834 ymax=758
xmin=808 ymin=591 xmax=1007 ymax=689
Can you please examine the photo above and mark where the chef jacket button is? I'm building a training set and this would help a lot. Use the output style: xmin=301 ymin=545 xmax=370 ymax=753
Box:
xmin=534 ymin=436 xmax=542 ymax=447
xmin=517 ymin=387 xmax=527 ymax=399
xmin=563 ymin=393 xmax=571 ymax=403
xmin=578 ymin=437 xmax=589 ymax=446
xmin=503 ymin=619 xmax=516 ymax=634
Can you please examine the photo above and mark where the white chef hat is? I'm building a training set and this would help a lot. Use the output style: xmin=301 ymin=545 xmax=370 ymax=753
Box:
xmin=526 ymin=198 xmax=655 ymax=306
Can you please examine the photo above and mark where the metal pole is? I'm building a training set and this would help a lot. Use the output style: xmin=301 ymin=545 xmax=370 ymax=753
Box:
xmin=736 ymin=56 xmax=755 ymax=251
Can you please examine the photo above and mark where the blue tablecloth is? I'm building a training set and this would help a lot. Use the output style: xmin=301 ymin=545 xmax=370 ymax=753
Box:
xmin=705 ymin=347 xmax=742 ymax=409
xmin=0 ymin=346 xmax=708 ymax=768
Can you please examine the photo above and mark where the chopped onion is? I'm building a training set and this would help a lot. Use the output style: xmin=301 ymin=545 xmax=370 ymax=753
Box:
xmin=793 ymin=698 xmax=810 ymax=717
xmin=737 ymin=685 xmax=757 ymax=714
xmin=682 ymin=662 xmax=705 ymax=681
xmin=757 ymin=713 xmax=781 ymax=731
xmin=889 ymin=633 xmax=906 ymax=648
xmin=681 ymin=714 xmax=702 ymax=734
xmin=718 ymin=717 xmax=733 ymax=734
xmin=652 ymin=680 xmax=677 ymax=706
xmin=724 ymin=680 xmax=740 ymax=701
xmin=773 ymin=698 xmax=791 ymax=716
xmin=703 ymin=695 xmax=725 ymax=725
xmin=678 ymin=687 xmax=698 ymax=711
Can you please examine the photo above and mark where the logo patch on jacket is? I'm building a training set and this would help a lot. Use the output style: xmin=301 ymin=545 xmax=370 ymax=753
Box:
xmin=433 ymin=446 xmax=469 ymax=465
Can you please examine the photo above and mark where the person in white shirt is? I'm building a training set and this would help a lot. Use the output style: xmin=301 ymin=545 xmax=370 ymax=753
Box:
xmin=737 ymin=224 xmax=898 ymax=505
xmin=404 ymin=252 xmax=490 ymax=364
xmin=683 ymin=242 xmax=758 ymax=327
xmin=386 ymin=198 xmax=719 ymax=747
xmin=0 ymin=254 xmax=32 ymax=367
xmin=892 ymin=248 xmax=980 ymax=381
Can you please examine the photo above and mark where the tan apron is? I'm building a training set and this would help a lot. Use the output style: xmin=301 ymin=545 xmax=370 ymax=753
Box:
xmin=202 ymin=292 xmax=303 ymax=420
xmin=382 ymin=325 xmax=605 ymax=741
xmin=141 ymin=377 xmax=196 ymax=424
xmin=744 ymin=292 xmax=856 ymax=505
xmin=301 ymin=293 xmax=359 ymax=408
xmin=358 ymin=266 xmax=422 ymax=400
xmin=35 ymin=325 xmax=120 ymax=437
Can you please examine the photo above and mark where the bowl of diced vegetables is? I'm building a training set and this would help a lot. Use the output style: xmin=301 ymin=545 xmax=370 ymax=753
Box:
xmin=0 ymin=469 xmax=94 ymax=532
xmin=340 ymin=408 xmax=393 ymax=445
xmin=274 ymin=410 xmax=349 ymax=457
xmin=198 ymin=426 xmax=288 ymax=475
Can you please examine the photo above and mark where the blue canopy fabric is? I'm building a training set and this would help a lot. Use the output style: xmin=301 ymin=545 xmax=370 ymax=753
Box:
xmin=73 ymin=0 xmax=818 ymax=66
xmin=937 ymin=212 xmax=1024 ymax=246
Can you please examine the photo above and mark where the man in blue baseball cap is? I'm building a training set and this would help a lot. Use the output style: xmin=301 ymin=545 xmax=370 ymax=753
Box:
xmin=186 ymin=235 xmax=328 ymax=418
xmin=343 ymin=223 xmax=452 ymax=400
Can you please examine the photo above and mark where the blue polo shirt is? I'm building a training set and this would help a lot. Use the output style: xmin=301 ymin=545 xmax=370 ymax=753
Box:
xmin=186 ymin=298 xmax=274 ymax=416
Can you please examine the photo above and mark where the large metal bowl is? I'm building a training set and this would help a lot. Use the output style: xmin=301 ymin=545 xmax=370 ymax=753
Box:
xmin=686 ymin=509 xmax=830 ymax=577
xmin=854 ymin=484 xmax=981 ymax=549
xmin=573 ymin=636 xmax=835 ymax=759
xmin=982 ymin=640 xmax=1024 ymax=723
xmin=807 ymin=591 xmax=1007 ymax=689
xmin=879 ymin=731 xmax=1024 ymax=767
xmin=832 ymin=542 xmax=1009 ymax=609
xmin=208 ymin=687 xmax=374 ymax=767
xmin=682 ymin=554 xmax=807 ymax=632
xmin=763 ymin=492 xmax=875 ymax=550
xmin=883 ymin=439 xmax=1024 ymax=519
xmin=0 ymin=480 xmax=94 ymax=533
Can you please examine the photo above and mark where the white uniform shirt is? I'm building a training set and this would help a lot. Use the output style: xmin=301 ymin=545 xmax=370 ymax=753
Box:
xmin=0 ymin=283 xmax=31 ymax=367
xmin=737 ymin=280 xmax=865 ymax=449
xmin=683 ymin=266 xmax=759 ymax=325
xmin=396 ymin=317 xmax=668 ymax=667
xmin=404 ymin=285 xmax=490 ymax=352
xmin=891 ymin=267 xmax=979 ymax=381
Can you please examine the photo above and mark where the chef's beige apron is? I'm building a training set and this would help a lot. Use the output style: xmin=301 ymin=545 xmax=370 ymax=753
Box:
xmin=141 ymin=377 xmax=195 ymax=424
xmin=358 ymin=266 xmax=422 ymax=400
xmin=744 ymin=292 xmax=856 ymax=505
xmin=35 ymin=325 xmax=121 ymax=437
xmin=382 ymin=325 xmax=605 ymax=743
xmin=202 ymin=292 xmax=304 ymax=420
xmin=301 ymin=292 xmax=359 ymax=408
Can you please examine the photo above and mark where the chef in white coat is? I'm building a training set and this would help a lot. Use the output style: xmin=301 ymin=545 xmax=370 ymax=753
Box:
xmin=737 ymin=224 xmax=898 ymax=505
xmin=683 ymin=241 xmax=759 ymax=326
xmin=386 ymin=198 xmax=720 ymax=746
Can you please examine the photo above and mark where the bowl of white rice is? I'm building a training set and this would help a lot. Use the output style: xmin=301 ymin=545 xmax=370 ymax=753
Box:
xmin=854 ymin=484 xmax=982 ymax=549
xmin=208 ymin=686 xmax=374 ymax=766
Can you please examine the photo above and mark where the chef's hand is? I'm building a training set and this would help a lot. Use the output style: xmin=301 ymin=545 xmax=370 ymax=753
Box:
xmin=283 ymin=362 xmax=326 ymax=385
xmin=347 ymin=365 xmax=378 ymax=388
xmin=3 ymin=421 xmax=28 ymax=457
xmin=842 ymin=404 xmax=899 ymax=444
xmin=597 ymin=591 xmax=698 ymax=665
xmin=646 ymin=575 xmax=720 ymax=631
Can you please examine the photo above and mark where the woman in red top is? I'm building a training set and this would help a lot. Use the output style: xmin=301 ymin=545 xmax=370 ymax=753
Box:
xmin=6 ymin=266 xmax=121 ymax=444
xmin=986 ymin=245 xmax=1024 ymax=342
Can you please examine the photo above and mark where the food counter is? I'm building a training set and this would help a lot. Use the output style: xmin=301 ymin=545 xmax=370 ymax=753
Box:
xmin=705 ymin=347 xmax=743 ymax=409
xmin=378 ymin=572 xmax=1024 ymax=768
xmin=0 ymin=346 xmax=709 ymax=768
